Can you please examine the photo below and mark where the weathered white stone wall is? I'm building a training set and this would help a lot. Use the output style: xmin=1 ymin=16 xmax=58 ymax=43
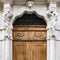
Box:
xmin=0 ymin=41 xmax=2 ymax=60
xmin=0 ymin=4 xmax=60 ymax=60
xmin=0 ymin=10 xmax=3 ymax=60
xmin=0 ymin=11 xmax=3 ymax=28
xmin=55 ymin=41 xmax=60 ymax=60
xmin=55 ymin=6 xmax=60 ymax=60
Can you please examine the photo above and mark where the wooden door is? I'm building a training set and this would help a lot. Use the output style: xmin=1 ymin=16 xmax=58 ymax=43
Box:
xmin=30 ymin=41 xmax=46 ymax=60
xmin=13 ymin=26 xmax=46 ymax=60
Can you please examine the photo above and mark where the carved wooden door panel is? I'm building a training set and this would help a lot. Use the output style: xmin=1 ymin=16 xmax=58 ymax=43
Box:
xmin=13 ymin=26 xmax=46 ymax=60
xmin=13 ymin=41 xmax=31 ymax=60
xmin=13 ymin=41 xmax=46 ymax=60
xmin=30 ymin=41 xmax=46 ymax=60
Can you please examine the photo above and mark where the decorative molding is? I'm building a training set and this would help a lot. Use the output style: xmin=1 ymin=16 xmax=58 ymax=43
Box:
xmin=1 ymin=0 xmax=13 ymax=4
xmin=12 ymin=0 xmax=48 ymax=5
xmin=12 ymin=0 xmax=60 ymax=5
xmin=1 ymin=0 xmax=60 ymax=6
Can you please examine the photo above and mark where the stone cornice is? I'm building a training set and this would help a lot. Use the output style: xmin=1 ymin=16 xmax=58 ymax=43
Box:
xmin=0 ymin=0 xmax=59 ymax=6
xmin=1 ymin=0 xmax=13 ymax=5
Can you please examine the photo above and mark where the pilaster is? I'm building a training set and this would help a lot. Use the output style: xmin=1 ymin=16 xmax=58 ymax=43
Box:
xmin=46 ymin=2 xmax=58 ymax=60
xmin=3 ymin=3 xmax=13 ymax=40
xmin=2 ymin=3 xmax=13 ymax=60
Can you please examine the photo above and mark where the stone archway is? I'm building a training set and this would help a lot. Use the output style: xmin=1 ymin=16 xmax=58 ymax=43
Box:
xmin=13 ymin=13 xmax=47 ymax=60
xmin=13 ymin=13 xmax=47 ymax=25
xmin=2 ymin=3 xmax=58 ymax=60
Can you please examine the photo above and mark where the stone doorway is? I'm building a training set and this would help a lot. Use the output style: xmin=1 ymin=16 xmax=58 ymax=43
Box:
xmin=13 ymin=13 xmax=47 ymax=60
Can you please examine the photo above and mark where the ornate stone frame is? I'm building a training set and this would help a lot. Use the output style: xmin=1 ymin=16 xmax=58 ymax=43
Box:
xmin=2 ymin=2 xmax=58 ymax=60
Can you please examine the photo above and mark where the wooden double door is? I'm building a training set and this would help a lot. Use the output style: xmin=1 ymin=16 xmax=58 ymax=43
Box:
xmin=13 ymin=26 xmax=47 ymax=60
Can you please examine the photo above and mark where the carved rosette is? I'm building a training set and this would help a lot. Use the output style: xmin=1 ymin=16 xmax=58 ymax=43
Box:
xmin=17 ymin=32 xmax=24 ymax=37
xmin=34 ymin=32 xmax=42 ymax=37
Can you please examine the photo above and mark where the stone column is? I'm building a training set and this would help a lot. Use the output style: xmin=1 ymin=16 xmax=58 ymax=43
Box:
xmin=2 ymin=4 xmax=13 ymax=60
xmin=46 ymin=2 xmax=57 ymax=60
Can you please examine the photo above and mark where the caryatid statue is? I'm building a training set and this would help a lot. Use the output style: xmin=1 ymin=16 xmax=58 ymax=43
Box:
xmin=3 ymin=4 xmax=13 ymax=39
xmin=46 ymin=4 xmax=58 ymax=39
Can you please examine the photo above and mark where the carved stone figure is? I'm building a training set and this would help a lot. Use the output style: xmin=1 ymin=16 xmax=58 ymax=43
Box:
xmin=47 ymin=10 xmax=57 ymax=30
xmin=3 ymin=10 xmax=13 ymax=39
xmin=26 ymin=1 xmax=34 ymax=8
xmin=46 ymin=8 xmax=58 ymax=39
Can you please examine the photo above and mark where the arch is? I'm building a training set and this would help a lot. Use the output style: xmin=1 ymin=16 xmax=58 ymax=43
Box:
xmin=13 ymin=13 xmax=47 ymax=26
xmin=11 ymin=7 xmax=47 ymax=25
xmin=12 ymin=10 xmax=47 ymax=60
